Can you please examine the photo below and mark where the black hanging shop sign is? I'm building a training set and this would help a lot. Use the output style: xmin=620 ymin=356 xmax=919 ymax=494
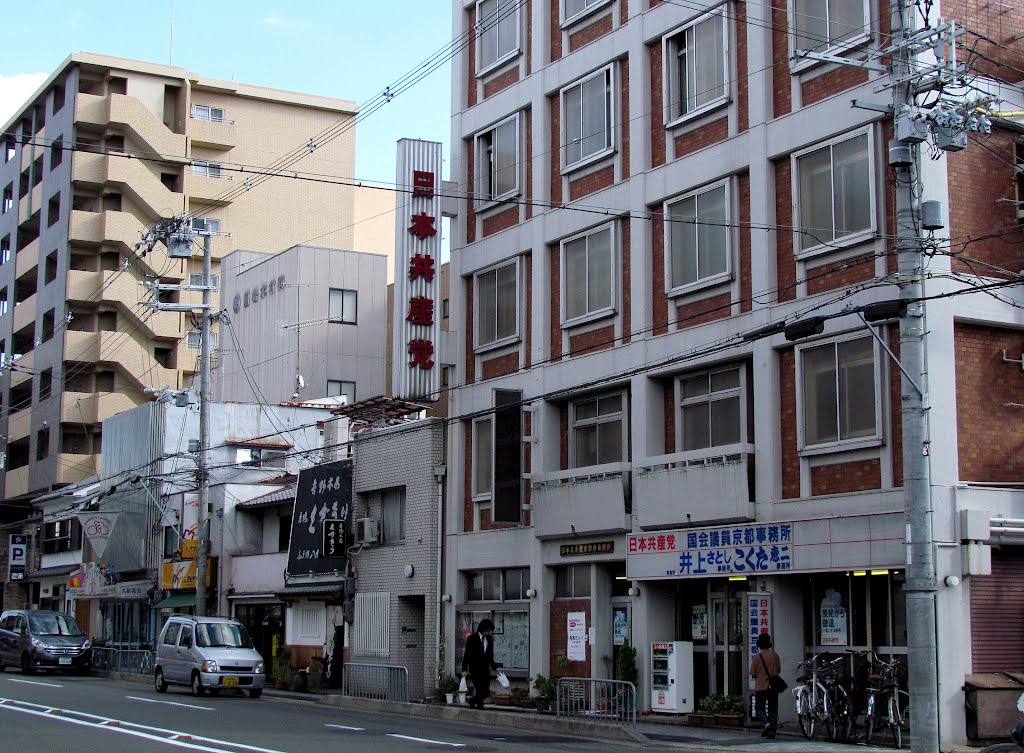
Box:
xmin=287 ymin=459 xmax=352 ymax=576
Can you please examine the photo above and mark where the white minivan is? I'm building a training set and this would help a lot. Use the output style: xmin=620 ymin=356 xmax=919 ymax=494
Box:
xmin=154 ymin=614 xmax=265 ymax=698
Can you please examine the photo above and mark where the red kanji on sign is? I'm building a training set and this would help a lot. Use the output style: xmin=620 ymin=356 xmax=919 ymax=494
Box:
xmin=408 ymin=339 xmax=435 ymax=369
xmin=409 ymin=212 xmax=437 ymax=239
xmin=408 ymin=253 xmax=435 ymax=282
xmin=406 ymin=296 xmax=434 ymax=326
xmin=413 ymin=170 xmax=435 ymax=198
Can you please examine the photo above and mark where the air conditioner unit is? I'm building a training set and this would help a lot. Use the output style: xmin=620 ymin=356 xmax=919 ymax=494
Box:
xmin=355 ymin=518 xmax=379 ymax=545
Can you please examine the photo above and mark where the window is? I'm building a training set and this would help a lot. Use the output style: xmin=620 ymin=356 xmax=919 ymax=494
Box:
xmin=47 ymin=193 xmax=60 ymax=227
xmin=467 ymin=569 xmax=503 ymax=601
xmin=800 ymin=336 xmax=877 ymax=448
xmin=178 ymin=625 xmax=193 ymax=649
xmin=562 ymin=224 xmax=613 ymax=323
xmin=492 ymin=389 xmax=523 ymax=523
xmin=186 ymin=331 xmax=218 ymax=349
xmin=475 ymin=260 xmax=518 ymax=348
xmin=188 ymin=273 xmax=218 ymax=289
xmin=42 ymin=518 xmax=81 ymax=554
xmin=380 ymin=487 xmax=405 ymax=544
xmin=327 ymin=379 xmax=356 ymax=404
xmin=3 ymin=184 xmax=13 ymax=214
xmin=680 ymin=366 xmax=742 ymax=451
xmin=36 ymin=427 xmax=50 ymax=461
xmin=192 ymin=105 xmax=226 ymax=122
xmin=44 ymin=251 xmax=58 ymax=284
xmin=190 ymin=217 xmax=221 ymax=234
xmin=475 ymin=115 xmax=519 ymax=205
xmin=41 ymin=309 xmax=55 ymax=342
xmin=665 ymin=11 xmax=727 ymax=123
xmin=1 ymin=236 xmax=10 ymax=264
xmin=236 ymin=447 xmax=288 ymax=468
xmin=162 ymin=622 xmax=181 ymax=645
xmin=476 ymin=0 xmax=519 ymax=73
xmin=278 ymin=508 xmax=292 ymax=552
xmin=3 ymin=138 xmax=14 ymax=163
xmin=561 ymin=67 xmax=613 ymax=169
xmin=793 ymin=0 xmax=870 ymax=55
xmin=163 ymin=526 xmax=178 ymax=557
xmin=503 ymin=568 xmax=530 ymax=600
xmin=39 ymin=368 xmax=52 ymax=401
xmin=555 ymin=564 xmax=591 ymax=598
xmin=191 ymin=161 xmax=223 ymax=179
xmin=795 ymin=131 xmax=873 ymax=254
xmin=666 ymin=181 xmax=729 ymax=292
xmin=563 ymin=0 xmax=607 ymax=23
xmin=328 ymin=288 xmax=357 ymax=324
xmin=571 ymin=392 xmax=625 ymax=467
xmin=52 ymin=85 xmax=65 ymax=114
xmin=472 ymin=416 xmax=493 ymax=498
xmin=50 ymin=138 xmax=63 ymax=170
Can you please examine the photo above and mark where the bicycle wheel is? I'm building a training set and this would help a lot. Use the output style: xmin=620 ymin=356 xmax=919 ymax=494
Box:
xmin=889 ymin=695 xmax=903 ymax=749
xmin=824 ymin=689 xmax=839 ymax=741
xmin=796 ymin=688 xmax=816 ymax=739
xmin=842 ymin=694 xmax=855 ymax=742
xmin=865 ymin=693 xmax=877 ymax=746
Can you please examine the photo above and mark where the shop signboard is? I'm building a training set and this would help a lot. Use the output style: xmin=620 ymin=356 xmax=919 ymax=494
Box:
xmin=286 ymin=460 xmax=352 ymax=576
xmin=567 ymin=611 xmax=587 ymax=661
xmin=8 ymin=534 xmax=26 ymax=581
xmin=691 ymin=604 xmax=708 ymax=641
xmin=820 ymin=605 xmax=848 ymax=646
xmin=160 ymin=559 xmax=213 ymax=590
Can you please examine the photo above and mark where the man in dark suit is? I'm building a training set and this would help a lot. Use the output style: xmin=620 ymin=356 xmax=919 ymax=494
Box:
xmin=461 ymin=618 xmax=497 ymax=709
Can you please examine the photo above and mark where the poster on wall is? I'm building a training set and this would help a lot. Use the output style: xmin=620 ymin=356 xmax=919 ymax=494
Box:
xmin=286 ymin=460 xmax=352 ymax=577
xmin=456 ymin=611 xmax=530 ymax=672
xmin=820 ymin=588 xmax=848 ymax=645
xmin=613 ymin=607 xmax=629 ymax=646
xmin=691 ymin=604 xmax=708 ymax=641
xmin=567 ymin=611 xmax=587 ymax=661
xmin=748 ymin=593 xmax=773 ymax=656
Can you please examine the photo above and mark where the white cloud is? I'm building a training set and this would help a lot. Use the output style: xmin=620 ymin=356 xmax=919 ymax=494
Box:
xmin=0 ymin=73 xmax=48 ymax=128
xmin=262 ymin=13 xmax=307 ymax=28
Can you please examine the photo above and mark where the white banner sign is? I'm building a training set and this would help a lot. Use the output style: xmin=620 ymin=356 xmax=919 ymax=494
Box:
xmin=821 ymin=605 xmax=848 ymax=646
xmin=77 ymin=512 xmax=119 ymax=559
xmin=567 ymin=611 xmax=587 ymax=662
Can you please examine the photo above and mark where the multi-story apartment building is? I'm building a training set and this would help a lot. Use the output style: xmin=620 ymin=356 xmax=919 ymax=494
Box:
xmin=444 ymin=0 xmax=1024 ymax=745
xmin=0 ymin=52 xmax=361 ymax=502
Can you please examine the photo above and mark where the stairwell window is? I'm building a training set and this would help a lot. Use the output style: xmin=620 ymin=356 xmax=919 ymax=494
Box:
xmin=799 ymin=335 xmax=879 ymax=450
xmin=380 ymin=487 xmax=405 ymax=544
xmin=472 ymin=416 xmax=493 ymax=500
xmin=186 ymin=330 xmax=218 ymax=349
xmin=189 ymin=273 xmax=219 ymax=290
xmin=476 ymin=0 xmax=520 ymax=74
xmin=562 ymin=224 xmax=614 ymax=325
xmin=561 ymin=66 xmax=614 ymax=171
xmin=666 ymin=180 xmax=730 ymax=294
xmin=475 ymin=259 xmax=518 ymax=349
xmin=192 ymin=161 xmax=223 ymax=179
xmin=192 ymin=105 xmax=226 ymax=122
xmin=792 ymin=0 xmax=870 ymax=62
xmin=475 ymin=114 xmax=519 ymax=207
xmin=328 ymin=288 xmax=357 ymax=324
xmin=571 ymin=392 xmax=626 ymax=468
xmin=794 ymin=129 xmax=874 ymax=257
xmin=327 ymin=379 xmax=356 ymax=404
xmin=3 ymin=184 xmax=14 ymax=214
xmin=664 ymin=10 xmax=728 ymax=125
xmin=190 ymin=217 xmax=221 ymax=235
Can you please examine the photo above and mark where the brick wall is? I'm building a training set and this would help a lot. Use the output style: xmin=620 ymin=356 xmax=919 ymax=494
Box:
xmin=550 ymin=96 xmax=562 ymax=205
xmin=621 ymin=58 xmax=630 ymax=180
xmin=568 ymin=325 xmax=615 ymax=357
xmin=810 ymin=459 xmax=882 ymax=496
xmin=943 ymin=0 xmax=1024 ymax=81
xmin=483 ymin=68 xmax=521 ymax=100
xmin=663 ymin=381 xmax=676 ymax=454
xmin=779 ymin=349 xmax=800 ymax=499
xmin=467 ymin=5 xmax=478 ymax=108
xmin=525 ymin=110 xmax=533 ymax=220
xmin=465 ymin=276 xmax=475 ymax=384
xmin=652 ymin=213 xmax=668 ymax=335
xmin=481 ymin=351 xmax=519 ymax=380
xmin=549 ymin=598 xmax=592 ymax=677
xmin=650 ymin=44 xmax=666 ymax=168
xmin=482 ymin=206 xmax=520 ymax=237
xmin=673 ymin=116 xmax=728 ymax=159
xmin=525 ymin=254 xmax=533 ymax=366
xmin=526 ymin=0 xmax=533 ymax=75
xmin=739 ymin=172 xmax=752 ymax=311
xmin=805 ymin=252 xmax=876 ymax=295
xmin=569 ymin=14 xmax=613 ymax=52
xmin=771 ymin=4 xmax=792 ymax=118
xmin=676 ymin=292 xmax=731 ymax=330
xmin=946 ymin=129 xmax=1023 ymax=276
xmin=736 ymin=0 xmax=748 ymax=132
xmin=569 ymin=165 xmax=614 ymax=200
xmin=801 ymin=67 xmax=869 ymax=107
xmin=955 ymin=323 xmax=1024 ymax=482
xmin=550 ymin=244 xmax=563 ymax=360
xmin=622 ymin=220 xmax=631 ymax=343
xmin=775 ymin=159 xmax=796 ymax=302
xmin=550 ymin=0 xmax=562 ymax=62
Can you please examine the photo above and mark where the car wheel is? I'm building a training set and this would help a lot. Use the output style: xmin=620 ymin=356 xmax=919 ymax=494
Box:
xmin=20 ymin=653 xmax=34 ymax=675
xmin=249 ymin=688 xmax=262 ymax=699
xmin=191 ymin=672 xmax=205 ymax=697
xmin=155 ymin=668 xmax=168 ymax=693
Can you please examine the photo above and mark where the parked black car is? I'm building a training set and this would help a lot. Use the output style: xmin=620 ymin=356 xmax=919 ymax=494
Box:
xmin=0 ymin=609 xmax=92 ymax=674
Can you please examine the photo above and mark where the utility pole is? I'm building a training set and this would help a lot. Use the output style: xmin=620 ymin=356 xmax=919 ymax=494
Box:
xmin=140 ymin=218 xmax=216 ymax=617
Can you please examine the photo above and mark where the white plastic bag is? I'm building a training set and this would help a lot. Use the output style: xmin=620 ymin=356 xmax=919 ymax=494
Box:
xmin=497 ymin=671 xmax=510 ymax=689
xmin=459 ymin=676 xmax=468 ymax=693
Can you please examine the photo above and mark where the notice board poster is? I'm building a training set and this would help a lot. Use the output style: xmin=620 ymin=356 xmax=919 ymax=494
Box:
xmin=286 ymin=460 xmax=352 ymax=576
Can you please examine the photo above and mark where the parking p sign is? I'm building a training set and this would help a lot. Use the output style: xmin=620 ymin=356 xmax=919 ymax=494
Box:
xmin=8 ymin=534 xmax=26 ymax=581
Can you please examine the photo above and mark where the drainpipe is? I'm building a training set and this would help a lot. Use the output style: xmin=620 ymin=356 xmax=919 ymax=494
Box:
xmin=433 ymin=450 xmax=447 ymax=682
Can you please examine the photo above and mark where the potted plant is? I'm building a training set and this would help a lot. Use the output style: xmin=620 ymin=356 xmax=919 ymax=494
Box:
xmin=271 ymin=646 xmax=291 ymax=690
xmin=511 ymin=686 xmax=532 ymax=708
xmin=533 ymin=673 xmax=558 ymax=711
xmin=437 ymin=672 xmax=459 ymax=704
xmin=615 ymin=639 xmax=639 ymax=710
xmin=714 ymin=695 xmax=746 ymax=726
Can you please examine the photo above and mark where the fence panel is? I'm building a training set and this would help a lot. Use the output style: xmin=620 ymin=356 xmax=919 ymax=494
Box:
xmin=91 ymin=647 xmax=153 ymax=675
xmin=556 ymin=677 xmax=636 ymax=728
xmin=341 ymin=662 xmax=409 ymax=703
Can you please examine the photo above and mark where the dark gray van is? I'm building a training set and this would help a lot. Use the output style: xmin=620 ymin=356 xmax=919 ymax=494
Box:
xmin=0 ymin=609 xmax=92 ymax=674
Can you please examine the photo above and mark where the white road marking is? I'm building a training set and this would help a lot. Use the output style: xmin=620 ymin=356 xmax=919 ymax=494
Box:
xmin=126 ymin=695 xmax=215 ymax=711
xmin=0 ymin=696 xmax=290 ymax=753
xmin=325 ymin=723 xmax=365 ymax=731
xmin=6 ymin=678 xmax=63 ymax=688
xmin=387 ymin=733 xmax=466 ymax=747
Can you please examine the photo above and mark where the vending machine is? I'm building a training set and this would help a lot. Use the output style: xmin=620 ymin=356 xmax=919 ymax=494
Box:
xmin=650 ymin=641 xmax=694 ymax=713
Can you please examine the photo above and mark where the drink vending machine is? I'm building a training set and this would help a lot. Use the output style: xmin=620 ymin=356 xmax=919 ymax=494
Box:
xmin=650 ymin=641 xmax=694 ymax=713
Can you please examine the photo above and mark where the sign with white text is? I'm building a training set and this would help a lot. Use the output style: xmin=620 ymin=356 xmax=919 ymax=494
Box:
xmin=567 ymin=612 xmax=587 ymax=662
xmin=287 ymin=460 xmax=352 ymax=576
xmin=8 ymin=534 xmax=26 ymax=581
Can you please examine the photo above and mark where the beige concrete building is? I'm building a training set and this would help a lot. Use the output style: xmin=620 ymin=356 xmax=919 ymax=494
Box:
xmin=0 ymin=52 xmax=362 ymax=500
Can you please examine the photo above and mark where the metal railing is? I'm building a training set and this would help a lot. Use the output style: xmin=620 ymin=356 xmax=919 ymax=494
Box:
xmin=556 ymin=677 xmax=637 ymax=728
xmin=91 ymin=647 xmax=154 ymax=675
xmin=341 ymin=662 xmax=408 ymax=703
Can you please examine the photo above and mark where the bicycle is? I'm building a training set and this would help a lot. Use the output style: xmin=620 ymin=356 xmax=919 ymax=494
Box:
xmin=863 ymin=653 xmax=909 ymax=749
xmin=793 ymin=654 xmax=834 ymax=739
xmin=822 ymin=657 xmax=855 ymax=742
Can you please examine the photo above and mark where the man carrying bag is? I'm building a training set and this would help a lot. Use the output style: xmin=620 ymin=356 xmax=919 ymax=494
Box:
xmin=461 ymin=618 xmax=498 ymax=709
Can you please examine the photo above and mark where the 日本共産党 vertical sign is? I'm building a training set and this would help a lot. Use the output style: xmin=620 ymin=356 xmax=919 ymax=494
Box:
xmin=287 ymin=460 xmax=352 ymax=576
xmin=748 ymin=593 xmax=773 ymax=656
xmin=392 ymin=139 xmax=442 ymax=401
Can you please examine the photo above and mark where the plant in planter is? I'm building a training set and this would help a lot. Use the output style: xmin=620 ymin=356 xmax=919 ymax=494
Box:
xmin=532 ymin=673 xmax=558 ymax=710
xmin=614 ymin=639 xmax=639 ymax=710
xmin=697 ymin=694 xmax=745 ymax=726
xmin=271 ymin=647 xmax=292 ymax=690
xmin=511 ymin=687 xmax=532 ymax=708
xmin=437 ymin=672 xmax=459 ymax=704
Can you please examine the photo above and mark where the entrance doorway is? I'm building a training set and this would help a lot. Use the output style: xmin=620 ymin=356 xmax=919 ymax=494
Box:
xmin=234 ymin=603 xmax=284 ymax=673
xmin=709 ymin=592 xmax=744 ymax=697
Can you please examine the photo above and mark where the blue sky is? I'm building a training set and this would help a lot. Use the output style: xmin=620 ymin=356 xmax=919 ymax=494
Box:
xmin=0 ymin=1 xmax=452 ymax=184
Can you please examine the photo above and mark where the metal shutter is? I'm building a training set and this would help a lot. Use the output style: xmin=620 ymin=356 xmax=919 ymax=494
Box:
xmin=970 ymin=547 xmax=1024 ymax=672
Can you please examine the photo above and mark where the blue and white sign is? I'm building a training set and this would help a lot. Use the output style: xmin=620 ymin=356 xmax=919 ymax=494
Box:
xmin=627 ymin=523 xmax=793 ymax=579
xmin=8 ymin=534 xmax=26 ymax=581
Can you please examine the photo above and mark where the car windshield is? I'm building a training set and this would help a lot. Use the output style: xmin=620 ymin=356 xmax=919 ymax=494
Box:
xmin=195 ymin=622 xmax=253 ymax=648
xmin=28 ymin=614 xmax=84 ymax=637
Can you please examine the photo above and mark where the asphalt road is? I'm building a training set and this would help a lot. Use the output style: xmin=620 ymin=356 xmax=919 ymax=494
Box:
xmin=0 ymin=671 xmax=648 ymax=753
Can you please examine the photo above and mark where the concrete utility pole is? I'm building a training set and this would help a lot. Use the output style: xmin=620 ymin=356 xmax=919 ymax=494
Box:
xmin=194 ymin=230 xmax=213 ymax=617
xmin=891 ymin=2 xmax=939 ymax=751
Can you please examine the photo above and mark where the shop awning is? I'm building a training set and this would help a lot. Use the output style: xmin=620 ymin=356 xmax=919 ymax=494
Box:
xmin=27 ymin=564 xmax=79 ymax=581
xmin=237 ymin=486 xmax=296 ymax=510
xmin=276 ymin=583 xmax=345 ymax=600
xmin=153 ymin=592 xmax=196 ymax=610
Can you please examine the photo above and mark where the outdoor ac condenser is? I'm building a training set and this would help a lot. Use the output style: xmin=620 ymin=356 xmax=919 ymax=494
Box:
xmin=355 ymin=518 xmax=379 ymax=545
